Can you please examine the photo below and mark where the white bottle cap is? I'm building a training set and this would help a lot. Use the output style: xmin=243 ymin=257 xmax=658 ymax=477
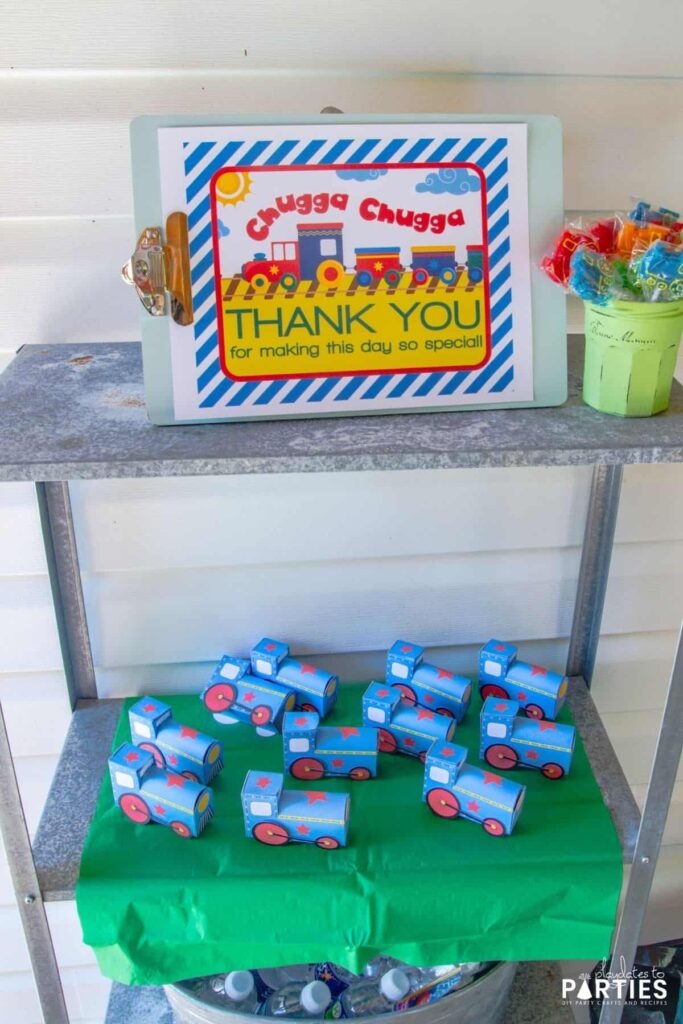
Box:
xmin=225 ymin=970 xmax=254 ymax=1001
xmin=301 ymin=980 xmax=332 ymax=1014
xmin=380 ymin=968 xmax=410 ymax=1002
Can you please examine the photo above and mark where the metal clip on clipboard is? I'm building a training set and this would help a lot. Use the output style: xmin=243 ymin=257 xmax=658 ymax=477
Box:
xmin=122 ymin=213 xmax=193 ymax=325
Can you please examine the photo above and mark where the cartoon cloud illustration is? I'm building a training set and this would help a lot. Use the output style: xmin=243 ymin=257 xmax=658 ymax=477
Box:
xmin=416 ymin=167 xmax=481 ymax=195
xmin=336 ymin=168 xmax=388 ymax=182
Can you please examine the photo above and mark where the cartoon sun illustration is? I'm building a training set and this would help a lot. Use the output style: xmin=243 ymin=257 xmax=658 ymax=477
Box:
xmin=214 ymin=170 xmax=252 ymax=206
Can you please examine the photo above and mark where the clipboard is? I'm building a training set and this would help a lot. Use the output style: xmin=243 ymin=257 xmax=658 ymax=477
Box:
xmin=125 ymin=114 xmax=566 ymax=424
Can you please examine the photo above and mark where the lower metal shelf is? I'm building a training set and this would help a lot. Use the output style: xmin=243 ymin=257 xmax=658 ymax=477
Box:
xmin=105 ymin=962 xmax=575 ymax=1023
xmin=33 ymin=699 xmax=123 ymax=901
xmin=32 ymin=676 xmax=640 ymax=903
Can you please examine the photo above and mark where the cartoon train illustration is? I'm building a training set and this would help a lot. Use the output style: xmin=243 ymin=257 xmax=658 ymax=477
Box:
xmin=410 ymin=245 xmax=458 ymax=285
xmin=243 ymin=223 xmax=346 ymax=290
xmin=128 ymin=697 xmax=223 ymax=784
xmin=386 ymin=640 xmax=472 ymax=722
xmin=240 ymin=223 xmax=485 ymax=291
xmin=241 ymin=770 xmax=349 ymax=849
xmin=201 ymin=655 xmax=296 ymax=737
xmin=422 ymin=740 xmax=525 ymax=837
xmin=480 ymin=697 xmax=575 ymax=780
xmin=250 ymin=637 xmax=338 ymax=717
xmin=362 ymin=682 xmax=455 ymax=761
xmin=354 ymin=246 xmax=402 ymax=286
xmin=109 ymin=743 xmax=214 ymax=838
xmin=478 ymin=640 xmax=568 ymax=721
xmin=282 ymin=711 xmax=379 ymax=781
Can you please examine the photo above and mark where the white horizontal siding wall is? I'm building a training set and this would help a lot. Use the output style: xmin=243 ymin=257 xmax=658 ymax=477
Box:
xmin=1 ymin=3 xmax=683 ymax=1021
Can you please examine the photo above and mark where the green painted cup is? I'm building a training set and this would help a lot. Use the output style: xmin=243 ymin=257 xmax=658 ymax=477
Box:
xmin=583 ymin=299 xmax=683 ymax=416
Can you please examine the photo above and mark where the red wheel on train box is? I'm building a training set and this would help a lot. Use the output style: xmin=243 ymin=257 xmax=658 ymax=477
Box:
xmin=485 ymin=743 xmax=518 ymax=771
xmin=525 ymin=704 xmax=545 ymax=720
xmin=119 ymin=793 xmax=151 ymax=825
xmin=251 ymin=705 xmax=272 ymax=727
xmin=427 ymin=787 xmax=460 ymax=819
xmin=291 ymin=757 xmax=325 ymax=781
xmin=480 ymin=683 xmax=509 ymax=700
xmin=412 ymin=268 xmax=429 ymax=286
xmin=203 ymin=682 xmax=237 ymax=713
xmin=378 ymin=728 xmax=397 ymax=753
xmin=436 ymin=707 xmax=455 ymax=719
xmin=394 ymin=683 xmax=417 ymax=706
xmin=483 ymin=818 xmax=505 ymax=836
xmin=300 ymin=703 xmax=317 ymax=713
xmin=253 ymin=821 xmax=289 ymax=846
xmin=171 ymin=821 xmax=192 ymax=838
xmin=349 ymin=766 xmax=371 ymax=780
xmin=138 ymin=742 xmax=165 ymax=768
xmin=541 ymin=762 xmax=565 ymax=780
xmin=316 ymin=836 xmax=340 ymax=850
xmin=181 ymin=771 xmax=200 ymax=783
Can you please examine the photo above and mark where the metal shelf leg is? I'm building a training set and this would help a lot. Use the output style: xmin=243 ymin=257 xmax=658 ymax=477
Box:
xmin=0 ymin=481 xmax=96 ymax=1023
xmin=566 ymin=464 xmax=624 ymax=685
xmin=598 ymin=623 xmax=683 ymax=1024
xmin=36 ymin=481 xmax=97 ymax=708
xmin=0 ymin=703 xmax=69 ymax=1024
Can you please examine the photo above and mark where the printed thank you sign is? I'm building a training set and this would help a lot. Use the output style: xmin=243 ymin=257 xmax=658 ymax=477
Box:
xmin=158 ymin=123 xmax=533 ymax=419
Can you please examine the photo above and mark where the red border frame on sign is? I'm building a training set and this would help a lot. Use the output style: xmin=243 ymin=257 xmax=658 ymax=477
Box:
xmin=209 ymin=162 xmax=491 ymax=382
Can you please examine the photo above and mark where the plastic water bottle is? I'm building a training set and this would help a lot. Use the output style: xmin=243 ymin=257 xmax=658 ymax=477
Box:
xmin=264 ymin=979 xmax=333 ymax=1017
xmin=219 ymin=970 xmax=259 ymax=1013
xmin=361 ymin=957 xmax=422 ymax=988
xmin=257 ymin=964 xmax=315 ymax=994
xmin=340 ymin=968 xmax=412 ymax=1016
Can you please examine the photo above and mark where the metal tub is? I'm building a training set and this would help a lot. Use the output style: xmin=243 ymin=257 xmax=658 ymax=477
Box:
xmin=165 ymin=962 xmax=518 ymax=1024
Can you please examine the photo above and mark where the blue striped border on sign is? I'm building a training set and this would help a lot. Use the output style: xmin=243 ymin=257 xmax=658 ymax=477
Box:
xmin=182 ymin=133 xmax=514 ymax=410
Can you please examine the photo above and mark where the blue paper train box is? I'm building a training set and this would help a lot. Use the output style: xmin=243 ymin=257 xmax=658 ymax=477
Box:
xmin=109 ymin=743 xmax=214 ymax=838
xmin=201 ymin=655 xmax=296 ymax=736
xmin=362 ymin=682 xmax=455 ymax=761
xmin=128 ymin=696 xmax=223 ymax=783
xmin=423 ymin=740 xmax=525 ymax=837
xmin=282 ymin=711 xmax=379 ymax=781
xmin=386 ymin=639 xmax=472 ymax=722
xmin=480 ymin=696 xmax=575 ymax=780
xmin=478 ymin=639 xmax=568 ymax=721
xmin=241 ymin=770 xmax=349 ymax=849
xmin=250 ymin=637 xmax=338 ymax=717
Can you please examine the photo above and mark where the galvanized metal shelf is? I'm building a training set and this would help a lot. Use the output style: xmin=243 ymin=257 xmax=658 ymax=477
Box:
xmin=104 ymin=962 xmax=575 ymax=1024
xmin=0 ymin=340 xmax=682 ymax=481
xmin=1 ymin=337 xmax=681 ymax=1024
xmin=30 ymin=677 xmax=639 ymax=906
xmin=33 ymin=700 xmax=123 ymax=902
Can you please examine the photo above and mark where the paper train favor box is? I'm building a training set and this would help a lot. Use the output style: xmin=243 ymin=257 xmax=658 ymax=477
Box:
xmin=423 ymin=741 xmax=525 ymax=837
xmin=128 ymin=697 xmax=223 ymax=784
xmin=386 ymin=639 xmax=472 ymax=722
xmin=478 ymin=639 xmax=568 ymax=721
xmin=282 ymin=711 xmax=379 ymax=781
xmin=124 ymin=114 xmax=565 ymax=423
xmin=109 ymin=743 xmax=214 ymax=838
xmin=241 ymin=770 xmax=349 ymax=849
xmin=362 ymin=682 xmax=455 ymax=760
